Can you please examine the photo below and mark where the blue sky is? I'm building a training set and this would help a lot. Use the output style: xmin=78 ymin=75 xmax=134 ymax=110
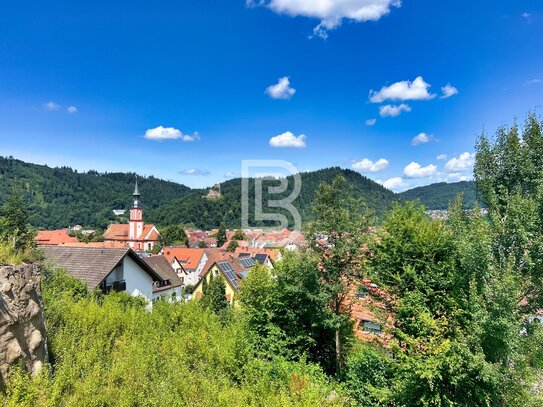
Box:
xmin=0 ymin=0 xmax=542 ymax=190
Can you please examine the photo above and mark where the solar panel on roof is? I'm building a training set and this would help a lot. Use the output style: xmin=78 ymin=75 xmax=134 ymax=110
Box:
xmin=253 ymin=254 xmax=267 ymax=265
xmin=240 ymin=257 xmax=256 ymax=268
xmin=218 ymin=261 xmax=233 ymax=272
xmin=224 ymin=270 xmax=239 ymax=290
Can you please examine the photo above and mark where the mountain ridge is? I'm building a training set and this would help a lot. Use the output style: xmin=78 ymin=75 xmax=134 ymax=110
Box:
xmin=0 ymin=156 xmax=475 ymax=229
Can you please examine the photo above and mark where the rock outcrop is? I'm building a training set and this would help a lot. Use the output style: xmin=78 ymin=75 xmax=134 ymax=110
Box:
xmin=0 ymin=263 xmax=47 ymax=386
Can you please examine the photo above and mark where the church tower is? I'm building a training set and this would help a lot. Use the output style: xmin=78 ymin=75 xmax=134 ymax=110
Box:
xmin=129 ymin=179 xmax=144 ymax=241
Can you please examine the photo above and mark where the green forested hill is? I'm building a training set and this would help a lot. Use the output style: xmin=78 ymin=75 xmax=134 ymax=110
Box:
xmin=399 ymin=181 xmax=476 ymax=209
xmin=153 ymin=167 xmax=398 ymax=229
xmin=0 ymin=155 xmax=474 ymax=230
xmin=0 ymin=157 xmax=397 ymax=229
xmin=0 ymin=156 xmax=192 ymax=229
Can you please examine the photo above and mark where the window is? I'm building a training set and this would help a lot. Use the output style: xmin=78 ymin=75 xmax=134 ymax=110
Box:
xmin=356 ymin=285 xmax=369 ymax=299
xmin=360 ymin=320 xmax=382 ymax=335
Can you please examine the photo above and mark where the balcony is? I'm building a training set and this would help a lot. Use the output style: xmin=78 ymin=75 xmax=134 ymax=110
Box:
xmin=102 ymin=280 xmax=127 ymax=294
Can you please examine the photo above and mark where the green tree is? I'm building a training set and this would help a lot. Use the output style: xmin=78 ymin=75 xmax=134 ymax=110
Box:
xmin=201 ymin=275 xmax=228 ymax=314
xmin=0 ymin=185 xmax=35 ymax=252
xmin=160 ymin=225 xmax=188 ymax=246
xmin=232 ymin=229 xmax=245 ymax=240
xmin=226 ymin=240 xmax=239 ymax=252
xmin=216 ymin=224 xmax=227 ymax=247
xmin=305 ymin=175 xmax=373 ymax=375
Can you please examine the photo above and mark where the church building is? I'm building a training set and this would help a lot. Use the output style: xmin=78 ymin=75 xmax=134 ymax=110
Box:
xmin=103 ymin=181 xmax=161 ymax=251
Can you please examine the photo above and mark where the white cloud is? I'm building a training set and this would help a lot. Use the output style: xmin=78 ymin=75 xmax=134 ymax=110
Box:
xmin=248 ymin=0 xmax=401 ymax=39
xmin=441 ymin=84 xmax=458 ymax=99
xmin=444 ymin=152 xmax=475 ymax=173
xmin=365 ymin=118 xmax=377 ymax=126
xmin=265 ymin=76 xmax=296 ymax=99
xmin=269 ymin=131 xmax=307 ymax=148
xmin=380 ymin=177 xmax=408 ymax=192
xmin=67 ymin=106 xmax=78 ymax=114
xmin=436 ymin=154 xmax=447 ymax=161
xmin=444 ymin=173 xmax=470 ymax=182
xmin=144 ymin=126 xmax=200 ymax=142
xmin=43 ymin=101 xmax=61 ymax=111
xmin=352 ymin=158 xmax=389 ymax=173
xmin=521 ymin=12 xmax=531 ymax=19
xmin=411 ymin=132 xmax=434 ymax=145
xmin=179 ymin=168 xmax=210 ymax=176
xmin=404 ymin=162 xmax=438 ymax=178
xmin=379 ymin=103 xmax=411 ymax=118
xmin=369 ymin=76 xmax=435 ymax=103
xmin=525 ymin=79 xmax=542 ymax=86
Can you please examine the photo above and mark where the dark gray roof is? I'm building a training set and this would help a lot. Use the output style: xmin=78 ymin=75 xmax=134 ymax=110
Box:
xmin=42 ymin=246 xmax=161 ymax=289
xmin=142 ymin=256 xmax=183 ymax=290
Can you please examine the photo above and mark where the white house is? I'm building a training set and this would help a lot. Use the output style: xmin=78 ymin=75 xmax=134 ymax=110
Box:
xmin=42 ymin=246 xmax=182 ymax=306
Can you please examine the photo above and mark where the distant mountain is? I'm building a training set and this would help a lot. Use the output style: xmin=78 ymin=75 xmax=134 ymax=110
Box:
xmin=399 ymin=181 xmax=476 ymax=210
xmin=0 ymin=155 xmax=475 ymax=230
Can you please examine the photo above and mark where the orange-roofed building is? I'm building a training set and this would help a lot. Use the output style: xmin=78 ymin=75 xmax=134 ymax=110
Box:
xmin=60 ymin=241 xmax=129 ymax=248
xmin=103 ymin=180 xmax=160 ymax=252
xmin=35 ymin=229 xmax=80 ymax=246
xmin=162 ymin=247 xmax=207 ymax=286
xmin=345 ymin=279 xmax=395 ymax=348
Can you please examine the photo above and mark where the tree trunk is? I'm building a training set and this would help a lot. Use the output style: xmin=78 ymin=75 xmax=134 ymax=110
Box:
xmin=335 ymin=326 xmax=341 ymax=376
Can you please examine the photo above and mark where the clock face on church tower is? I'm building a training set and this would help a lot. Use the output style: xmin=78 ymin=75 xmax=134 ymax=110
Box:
xmin=131 ymin=209 xmax=142 ymax=221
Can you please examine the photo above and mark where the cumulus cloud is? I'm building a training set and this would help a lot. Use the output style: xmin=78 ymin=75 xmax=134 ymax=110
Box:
xmin=247 ymin=0 xmax=401 ymax=39
xmin=266 ymin=76 xmax=296 ymax=99
xmin=43 ymin=101 xmax=61 ymax=111
xmin=379 ymin=177 xmax=408 ymax=192
xmin=67 ymin=106 xmax=78 ymax=114
xmin=269 ymin=131 xmax=307 ymax=148
xmin=444 ymin=152 xmax=475 ymax=173
xmin=352 ymin=158 xmax=389 ymax=173
xmin=144 ymin=126 xmax=200 ymax=142
xmin=379 ymin=104 xmax=411 ymax=118
xmin=365 ymin=118 xmax=377 ymax=126
xmin=179 ymin=168 xmax=210 ymax=176
xmin=411 ymin=132 xmax=434 ymax=145
xmin=404 ymin=162 xmax=438 ymax=178
xmin=369 ymin=76 xmax=435 ymax=103
xmin=441 ymin=84 xmax=458 ymax=99
xmin=436 ymin=154 xmax=448 ymax=161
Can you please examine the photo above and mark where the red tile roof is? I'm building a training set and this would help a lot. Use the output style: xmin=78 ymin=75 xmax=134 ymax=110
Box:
xmin=103 ymin=223 xmax=159 ymax=242
xmin=35 ymin=229 xmax=79 ymax=246
xmin=345 ymin=279 xmax=395 ymax=347
xmin=61 ymin=241 xmax=129 ymax=248
xmin=103 ymin=224 xmax=129 ymax=240
xmin=162 ymin=248 xmax=205 ymax=270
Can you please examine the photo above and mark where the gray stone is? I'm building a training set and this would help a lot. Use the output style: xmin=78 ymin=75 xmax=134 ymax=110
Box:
xmin=0 ymin=264 xmax=48 ymax=386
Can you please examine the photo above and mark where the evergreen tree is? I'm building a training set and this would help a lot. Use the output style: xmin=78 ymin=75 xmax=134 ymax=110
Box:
xmin=0 ymin=185 xmax=34 ymax=251
xmin=216 ymin=224 xmax=227 ymax=247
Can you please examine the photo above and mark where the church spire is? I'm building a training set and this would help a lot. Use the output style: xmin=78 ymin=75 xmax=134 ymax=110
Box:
xmin=132 ymin=177 xmax=141 ymax=208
